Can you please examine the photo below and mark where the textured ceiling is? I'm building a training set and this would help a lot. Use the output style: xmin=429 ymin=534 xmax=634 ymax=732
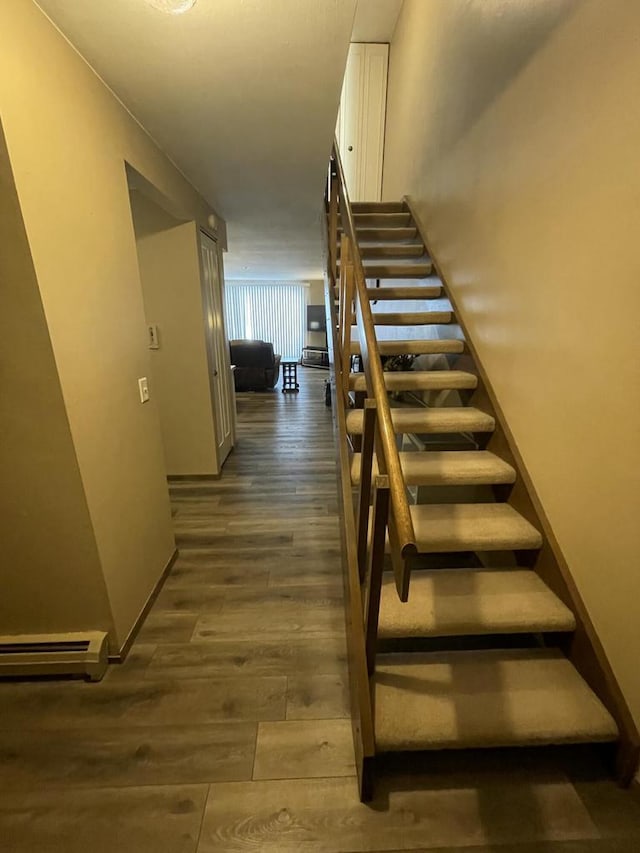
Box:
xmin=35 ymin=0 xmax=357 ymax=279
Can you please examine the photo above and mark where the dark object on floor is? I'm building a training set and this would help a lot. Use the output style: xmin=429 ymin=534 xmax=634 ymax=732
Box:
xmin=229 ymin=340 xmax=281 ymax=391
xmin=325 ymin=380 xmax=331 ymax=407
xmin=281 ymin=360 xmax=300 ymax=393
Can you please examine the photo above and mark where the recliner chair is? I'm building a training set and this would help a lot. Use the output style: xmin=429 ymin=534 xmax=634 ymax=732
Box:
xmin=229 ymin=339 xmax=281 ymax=391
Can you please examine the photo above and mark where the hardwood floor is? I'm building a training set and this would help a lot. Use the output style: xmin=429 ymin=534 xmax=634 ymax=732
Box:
xmin=1 ymin=367 xmax=639 ymax=851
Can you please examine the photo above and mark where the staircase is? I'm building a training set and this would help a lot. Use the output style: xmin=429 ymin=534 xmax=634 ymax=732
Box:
xmin=325 ymin=144 xmax=638 ymax=801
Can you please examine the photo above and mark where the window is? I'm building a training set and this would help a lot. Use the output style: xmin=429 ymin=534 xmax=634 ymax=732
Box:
xmin=224 ymin=281 xmax=307 ymax=360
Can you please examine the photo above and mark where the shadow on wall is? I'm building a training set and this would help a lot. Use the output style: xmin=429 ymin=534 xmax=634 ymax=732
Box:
xmin=416 ymin=0 xmax=581 ymax=151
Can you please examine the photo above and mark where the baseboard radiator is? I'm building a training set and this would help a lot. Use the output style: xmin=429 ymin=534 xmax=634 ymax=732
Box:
xmin=0 ymin=631 xmax=109 ymax=681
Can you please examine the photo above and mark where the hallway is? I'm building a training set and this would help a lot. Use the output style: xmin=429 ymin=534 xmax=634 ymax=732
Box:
xmin=0 ymin=368 xmax=640 ymax=851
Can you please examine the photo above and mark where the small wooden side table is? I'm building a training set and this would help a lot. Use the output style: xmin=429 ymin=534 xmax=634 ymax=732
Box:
xmin=281 ymin=359 xmax=300 ymax=393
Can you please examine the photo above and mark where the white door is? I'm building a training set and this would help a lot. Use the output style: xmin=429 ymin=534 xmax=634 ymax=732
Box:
xmin=336 ymin=43 xmax=389 ymax=202
xmin=199 ymin=231 xmax=234 ymax=467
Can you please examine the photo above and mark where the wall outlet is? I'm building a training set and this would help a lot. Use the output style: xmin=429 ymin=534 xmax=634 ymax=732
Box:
xmin=138 ymin=377 xmax=150 ymax=403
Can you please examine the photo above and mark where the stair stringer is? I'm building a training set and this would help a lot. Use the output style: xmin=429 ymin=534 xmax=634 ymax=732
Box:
xmin=405 ymin=195 xmax=640 ymax=784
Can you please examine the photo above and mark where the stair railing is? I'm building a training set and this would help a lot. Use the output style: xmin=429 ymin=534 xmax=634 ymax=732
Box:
xmin=328 ymin=140 xmax=417 ymax=602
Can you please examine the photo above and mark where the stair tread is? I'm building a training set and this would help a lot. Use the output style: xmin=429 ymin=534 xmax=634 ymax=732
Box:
xmin=351 ymin=201 xmax=406 ymax=213
xmin=364 ymin=263 xmax=433 ymax=279
xmin=354 ymin=213 xmax=411 ymax=226
xmin=359 ymin=245 xmax=425 ymax=259
xmin=370 ymin=311 xmax=452 ymax=325
xmin=350 ymin=227 xmax=418 ymax=242
xmin=351 ymin=450 xmax=516 ymax=487
xmin=350 ymin=339 xmax=465 ymax=356
xmin=346 ymin=406 xmax=495 ymax=435
xmin=378 ymin=569 xmax=576 ymax=638
xmin=367 ymin=285 xmax=441 ymax=299
xmin=349 ymin=370 xmax=477 ymax=392
xmin=374 ymin=648 xmax=618 ymax=752
xmin=408 ymin=503 xmax=543 ymax=552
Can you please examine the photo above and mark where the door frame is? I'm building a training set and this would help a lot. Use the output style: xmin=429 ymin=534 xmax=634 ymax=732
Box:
xmin=198 ymin=229 xmax=235 ymax=469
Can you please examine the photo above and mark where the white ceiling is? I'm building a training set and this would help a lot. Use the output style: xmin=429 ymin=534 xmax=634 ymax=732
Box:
xmin=34 ymin=0 xmax=358 ymax=279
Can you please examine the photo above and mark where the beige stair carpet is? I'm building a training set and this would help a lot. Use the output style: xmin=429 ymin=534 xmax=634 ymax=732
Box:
xmin=366 ymin=285 xmax=441 ymax=299
xmin=349 ymin=370 xmax=477 ymax=393
xmin=378 ymin=569 xmax=576 ymax=638
xmin=350 ymin=451 xmax=516 ymax=487
xmin=370 ymin=310 xmax=451 ymax=325
xmin=350 ymin=339 xmax=464 ymax=356
xmin=407 ymin=503 xmax=543 ymax=552
xmin=345 ymin=406 xmax=495 ymax=436
xmin=374 ymin=648 xmax=619 ymax=752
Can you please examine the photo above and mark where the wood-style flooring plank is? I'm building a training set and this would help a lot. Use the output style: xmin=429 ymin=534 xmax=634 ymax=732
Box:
xmin=175 ymin=531 xmax=294 ymax=549
xmin=196 ymin=776 xmax=599 ymax=852
xmin=0 ymin=784 xmax=208 ymax=853
xmin=192 ymin=606 xmax=345 ymax=641
xmin=221 ymin=584 xmax=343 ymax=608
xmin=0 ymin=723 xmax=257 ymax=788
xmin=286 ymin=674 xmax=350 ymax=720
xmin=136 ymin=611 xmax=202 ymax=644
xmin=152 ymin=585 xmax=227 ymax=613
xmin=253 ymin=719 xmax=355 ymax=780
xmin=164 ymin=552 xmax=271 ymax=589
xmin=0 ymin=676 xmax=286 ymax=728
xmin=146 ymin=637 xmax=347 ymax=679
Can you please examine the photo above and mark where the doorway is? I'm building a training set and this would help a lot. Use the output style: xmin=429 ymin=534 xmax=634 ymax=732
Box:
xmin=336 ymin=42 xmax=389 ymax=201
xmin=128 ymin=174 xmax=233 ymax=477
xmin=199 ymin=231 xmax=235 ymax=467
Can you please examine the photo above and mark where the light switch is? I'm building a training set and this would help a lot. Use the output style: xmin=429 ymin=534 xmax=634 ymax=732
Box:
xmin=148 ymin=324 xmax=159 ymax=349
xmin=138 ymin=377 xmax=150 ymax=403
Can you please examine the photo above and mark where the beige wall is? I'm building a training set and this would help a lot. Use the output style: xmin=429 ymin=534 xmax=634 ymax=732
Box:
xmin=0 ymin=125 xmax=113 ymax=638
xmin=384 ymin=0 xmax=640 ymax=724
xmin=0 ymin=0 xmax=222 ymax=649
xmin=130 ymin=192 xmax=218 ymax=476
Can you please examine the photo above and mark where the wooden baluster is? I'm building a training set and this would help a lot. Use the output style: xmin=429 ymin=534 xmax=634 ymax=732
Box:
xmin=337 ymin=235 xmax=348 ymax=338
xmin=357 ymin=399 xmax=377 ymax=583
xmin=364 ymin=475 xmax=389 ymax=676
xmin=329 ymin=169 xmax=338 ymax=283
xmin=342 ymin=244 xmax=354 ymax=405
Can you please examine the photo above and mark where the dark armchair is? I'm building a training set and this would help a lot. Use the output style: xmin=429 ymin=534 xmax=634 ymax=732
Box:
xmin=229 ymin=340 xmax=281 ymax=391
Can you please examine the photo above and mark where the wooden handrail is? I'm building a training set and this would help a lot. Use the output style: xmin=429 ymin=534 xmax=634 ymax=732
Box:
xmin=330 ymin=140 xmax=417 ymax=598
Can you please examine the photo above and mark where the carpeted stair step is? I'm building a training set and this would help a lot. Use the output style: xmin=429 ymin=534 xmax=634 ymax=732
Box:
xmin=353 ymin=212 xmax=412 ymax=228
xmin=378 ymin=569 xmax=576 ymax=639
xmin=370 ymin=310 xmax=452 ymax=324
xmin=351 ymin=227 xmax=418 ymax=242
xmin=350 ymin=339 xmax=464 ymax=356
xmin=359 ymin=244 xmax=426 ymax=259
xmin=364 ymin=263 xmax=433 ymax=279
xmin=351 ymin=201 xmax=406 ymax=214
xmin=351 ymin=450 xmax=515 ymax=487
xmin=349 ymin=370 xmax=477 ymax=393
xmin=346 ymin=406 xmax=495 ymax=436
xmin=367 ymin=285 xmax=442 ymax=299
xmin=407 ymin=503 xmax=543 ymax=553
xmin=374 ymin=648 xmax=618 ymax=752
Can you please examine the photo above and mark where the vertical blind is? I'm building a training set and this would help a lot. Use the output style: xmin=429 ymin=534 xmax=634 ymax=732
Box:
xmin=224 ymin=282 xmax=307 ymax=360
